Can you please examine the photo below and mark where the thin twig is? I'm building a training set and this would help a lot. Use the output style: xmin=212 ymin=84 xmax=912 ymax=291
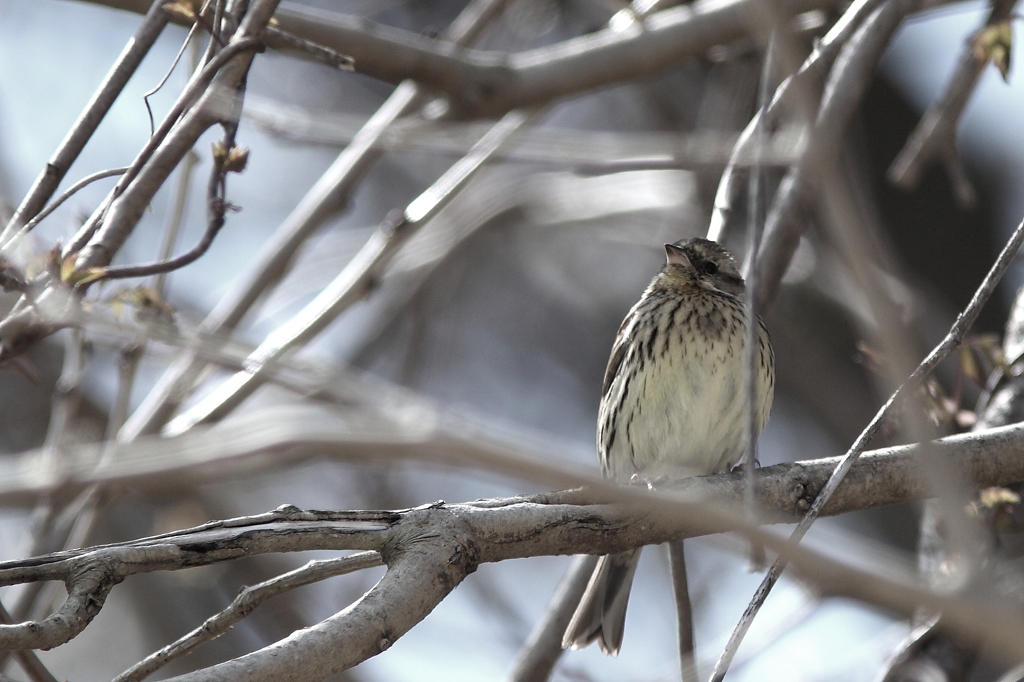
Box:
xmin=741 ymin=34 xmax=773 ymax=574
xmin=201 ymin=0 xmax=228 ymax=65
xmin=162 ymin=106 xmax=538 ymax=435
xmin=65 ymin=34 xmax=266 ymax=261
xmin=143 ymin=7 xmax=207 ymax=136
xmin=153 ymin=151 xmax=201 ymax=295
xmin=113 ymin=551 xmax=382 ymax=682
xmin=89 ymin=167 xmax=232 ymax=282
xmin=0 ymin=1 xmax=170 ymax=243
xmin=264 ymin=26 xmax=354 ymax=71
xmin=40 ymin=329 xmax=88 ymax=471
xmin=505 ymin=556 xmax=597 ymax=682
xmin=90 ymin=58 xmax=250 ymax=282
xmin=10 ymin=166 xmax=129 ymax=240
xmin=707 ymin=0 xmax=886 ymax=243
xmin=710 ymin=214 xmax=1024 ymax=681
xmin=887 ymin=0 xmax=1018 ymax=205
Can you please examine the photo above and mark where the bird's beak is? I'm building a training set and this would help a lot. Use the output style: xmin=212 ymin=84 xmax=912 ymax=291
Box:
xmin=664 ymin=243 xmax=691 ymax=268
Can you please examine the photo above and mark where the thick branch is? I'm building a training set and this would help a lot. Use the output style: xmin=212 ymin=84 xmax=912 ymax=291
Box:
xmin=1 ymin=439 xmax=1024 ymax=670
xmin=89 ymin=0 xmax=843 ymax=118
xmin=165 ymin=512 xmax=478 ymax=682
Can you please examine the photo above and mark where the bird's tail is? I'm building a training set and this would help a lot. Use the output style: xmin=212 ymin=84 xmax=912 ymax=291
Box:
xmin=562 ymin=548 xmax=641 ymax=656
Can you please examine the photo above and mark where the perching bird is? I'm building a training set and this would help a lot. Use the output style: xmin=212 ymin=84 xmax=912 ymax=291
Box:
xmin=563 ymin=237 xmax=775 ymax=655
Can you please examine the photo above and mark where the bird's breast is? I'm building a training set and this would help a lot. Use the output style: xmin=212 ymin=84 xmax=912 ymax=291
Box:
xmin=599 ymin=292 xmax=771 ymax=482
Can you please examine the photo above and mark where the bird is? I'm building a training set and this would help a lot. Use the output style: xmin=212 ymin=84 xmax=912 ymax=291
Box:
xmin=562 ymin=236 xmax=775 ymax=656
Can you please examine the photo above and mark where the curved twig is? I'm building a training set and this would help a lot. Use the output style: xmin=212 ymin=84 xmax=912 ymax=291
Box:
xmin=92 ymin=72 xmax=247 ymax=284
xmin=8 ymin=167 xmax=129 ymax=242
xmin=114 ymin=551 xmax=382 ymax=682
xmin=66 ymin=34 xmax=267 ymax=261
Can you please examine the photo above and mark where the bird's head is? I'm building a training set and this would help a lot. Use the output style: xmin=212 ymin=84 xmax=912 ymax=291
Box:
xmin=660 ymin=237 xmax=745 ymax=297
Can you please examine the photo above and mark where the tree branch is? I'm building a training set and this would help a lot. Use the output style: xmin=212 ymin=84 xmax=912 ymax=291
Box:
xmin=116 ymin=0 xmax=510 ymax=439
xmin=73 ymin=29 xmax=270 ymax=270
xmin=887 ymin=0 xmax=1018 ymax=204
xmin=2 ymin=435 xmax=1024 ymax=676
xmin=706 ymin=0 xmax=885 ymax=243
xmin=2 ymin=400 xmax=1024 ymax=516
xmin=113 ymin=551 xmax=382 ymax=682
xmin=86 ymin=0 xmax=844 ymax=118
xmin=160 ymin=107 xmax=537 ymax=436
xmin=0 ymin=1 xmax=170 ymax=243
xmin=754 ymin=0 xmax=915 ymax=308
xmin=0 ymin=5 xmax=276 ymax=366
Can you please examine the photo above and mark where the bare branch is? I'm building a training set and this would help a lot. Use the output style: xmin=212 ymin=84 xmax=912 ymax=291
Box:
xmin=1 ymin=396 xmax=1024 ymax=516
xmin=707 ymin=0 xmax=886 ymax=243
xmin=263 ymin=26 xmax=354 ymax=71
xmin=754 ymin=0 xmax=915 ymax=308
xmin=505 ymin=556 xmax=597 ymax=682
xmin=2 ymin=462 xmax=1024 ymax=676
xmin=668 ymin=540 xmax=698 ymax=682
xmin=0 ymin=6 xmax=277 ymax=367
xmin=114 ymin=551 xmax=382 ymax=682
xmin=243 ymin=96 xmax=803 ymax=169
xmin=91 ymin=115 xmax=244 ymax=283
xmin=714 ymin=202 xmax=1024 ymax=682
xmin=887 ymin=0 xmax=1018 ymax=203
xmin=0 ymin=604 xmax=61 ymax=682
xmin=12 ymin=167 xmax=129 ymax=239
xmin=90 ymin=0 xmax=844 ymax=118
xmin=0 ymin=1 xmax=170 ymax=242
xmin=73 ymin=32 xmax=270 ymax=269
xmin=712 ymin=10 xmax=1019 ymax=673
xmin=160 ymin=107 xmax=537 ymax=435
xmin=119 ymin=0 xmax=512 ymax=439
xmin=711 ymin=13 xmax=1019 ymax=671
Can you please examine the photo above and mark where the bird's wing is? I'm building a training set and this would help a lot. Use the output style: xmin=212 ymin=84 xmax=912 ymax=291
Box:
xmin=601 ymin=312 xmax=635 ymax=399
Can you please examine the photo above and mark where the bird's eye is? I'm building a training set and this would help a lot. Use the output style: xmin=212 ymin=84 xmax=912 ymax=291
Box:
xmin=702 ymin=261 xmax=719 ymax=276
